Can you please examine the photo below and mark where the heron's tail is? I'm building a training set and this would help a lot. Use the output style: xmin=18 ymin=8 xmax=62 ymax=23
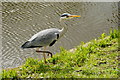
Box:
xmin=21 ymin=41 xmax=31 ymax=49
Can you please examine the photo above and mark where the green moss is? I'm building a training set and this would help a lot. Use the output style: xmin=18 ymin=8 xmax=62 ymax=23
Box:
xmin=2 ymin=29 xmax=119 ymax=78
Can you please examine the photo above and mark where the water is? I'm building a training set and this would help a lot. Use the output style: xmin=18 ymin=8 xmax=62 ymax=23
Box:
xmin=2 ymin=2 xmax=118 ymax=68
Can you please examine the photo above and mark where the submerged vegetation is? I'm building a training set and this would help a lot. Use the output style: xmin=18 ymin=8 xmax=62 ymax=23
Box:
xmin=2 ymin=29 xmax=119 ymax=78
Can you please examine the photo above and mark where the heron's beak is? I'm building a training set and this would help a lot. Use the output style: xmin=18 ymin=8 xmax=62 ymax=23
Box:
xmin=69 ymin=15 xmax=81 ymax=17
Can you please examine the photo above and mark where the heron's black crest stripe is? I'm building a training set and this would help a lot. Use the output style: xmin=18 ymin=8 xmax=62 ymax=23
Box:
xmin=61 ymin=14 xmax=69 ymax=18
xmin=49 ymin=40 xmax=57 ymax=46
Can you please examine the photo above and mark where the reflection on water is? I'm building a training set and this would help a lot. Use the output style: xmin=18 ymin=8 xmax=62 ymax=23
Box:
xmin=2 ymin=2 xmax=118 ymax=68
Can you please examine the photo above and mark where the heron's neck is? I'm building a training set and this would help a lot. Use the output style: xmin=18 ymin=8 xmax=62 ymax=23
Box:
xmin=59 ymin=21 xmax=68 ymax=38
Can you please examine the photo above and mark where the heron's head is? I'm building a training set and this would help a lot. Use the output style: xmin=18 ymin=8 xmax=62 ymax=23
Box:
xmin=59 ymin=13 xmax=81 ymax=21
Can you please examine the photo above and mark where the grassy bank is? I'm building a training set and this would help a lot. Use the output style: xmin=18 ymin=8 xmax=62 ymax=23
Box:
xmin=2 ymin=29 xmax=119 ymax=78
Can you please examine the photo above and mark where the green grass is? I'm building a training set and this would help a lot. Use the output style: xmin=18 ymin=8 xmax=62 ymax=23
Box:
xmin=2 ymin=29 xmax=119 ymax=78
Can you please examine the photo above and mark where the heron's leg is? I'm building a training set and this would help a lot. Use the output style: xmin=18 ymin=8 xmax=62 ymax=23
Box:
xmin=36 ymin=47 xmax=47 ymax=63
xmin=36 ymin=50 xmax=53 ymax=58
xmin=36 ymin=48 xmax=53 ymax=63
xmin=43 ymin=47 xmax=47 ymax=63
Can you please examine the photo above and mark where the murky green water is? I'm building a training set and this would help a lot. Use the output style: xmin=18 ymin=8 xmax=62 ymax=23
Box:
xmin=2 ymin=2 xmax=118 ymax=68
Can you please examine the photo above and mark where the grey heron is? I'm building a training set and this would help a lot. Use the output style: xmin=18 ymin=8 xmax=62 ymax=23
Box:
xmin=21 ymin=13 xmax=80 ymax=63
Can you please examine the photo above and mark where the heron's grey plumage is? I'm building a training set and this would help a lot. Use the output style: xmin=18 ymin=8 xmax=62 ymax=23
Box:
xmin=21 ymin=28 xmax=62 ymax=48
